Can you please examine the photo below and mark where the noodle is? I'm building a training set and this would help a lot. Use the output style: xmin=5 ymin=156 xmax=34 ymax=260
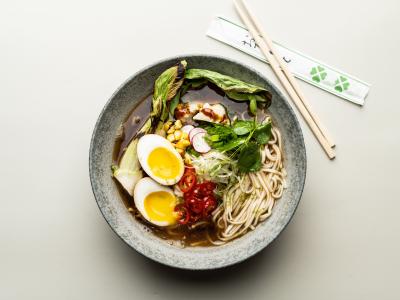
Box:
xmin=210 ymin=124 xmax=286 ymax=244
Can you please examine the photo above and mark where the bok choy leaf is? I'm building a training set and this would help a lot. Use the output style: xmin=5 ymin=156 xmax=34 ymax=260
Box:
xmin=153 ymin=60 xmax=187 ymax=123
xmin=185 ymin=68 xmax=272 ymax=114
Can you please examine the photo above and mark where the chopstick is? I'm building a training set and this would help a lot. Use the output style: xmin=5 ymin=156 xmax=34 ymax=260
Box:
xmin=239 ymin=0 xmax=335 ymax=149
xmin=233 ymin=0 xmax=336 ymax=159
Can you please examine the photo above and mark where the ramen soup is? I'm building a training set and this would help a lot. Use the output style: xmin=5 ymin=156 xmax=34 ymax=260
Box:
xmin=112 ymin=61 xmax=286 ymax=247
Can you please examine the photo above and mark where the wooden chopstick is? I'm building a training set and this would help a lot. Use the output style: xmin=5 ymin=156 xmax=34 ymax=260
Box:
xmin=234 ymin=0 xmax=336 ymax=159
xmin=239 ymin=0 xmax=335 ymax=149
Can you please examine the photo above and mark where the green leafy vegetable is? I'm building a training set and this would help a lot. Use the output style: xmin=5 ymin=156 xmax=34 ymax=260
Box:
xmin=253 ymin=122 xmax=272 ymax=145
xmin=187 ymin=78 xmax=208 ymax=89
xmin=232 ymin=120 xmax=254 ymax=135
xmin=185 ymin=69 xmax=270 ymax=95
xmin=202 ymin=122 xmax=246 ymax=152
xmin=204 ymin=123 xmax=235 ymax=141
xmin=153 ymin=60 xmax=187 ymax=123
xmin=237 ymin=142 xmax=262 ymax=173
xmin=112 ymin=140 xmax=143 ymax=196
xmin=202 ymin=118 xmax=272 ymax=156
xmin=217 ymin=137 xmax=247 ymax=152
xmin=185 ymin=68 xmax=272 ymax=115
xmin=209 ymin=135 xmax=219 ymax=142
xmin=201 ymin=117 xmax=272 ymax=174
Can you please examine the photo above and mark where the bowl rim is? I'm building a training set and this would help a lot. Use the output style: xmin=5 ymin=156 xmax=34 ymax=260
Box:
xmin=89 ymin=54 xmax=307 ymax=270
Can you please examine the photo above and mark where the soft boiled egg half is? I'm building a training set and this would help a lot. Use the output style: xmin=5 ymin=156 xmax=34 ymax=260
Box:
xmin=137 ymin=134 xmax=184 ymax=185
xmin=134 ymin=177 xmax=178 ymax=226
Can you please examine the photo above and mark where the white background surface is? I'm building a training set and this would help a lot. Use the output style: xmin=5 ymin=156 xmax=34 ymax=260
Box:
xmin=1 ymin=0 xmax=399 ymax=299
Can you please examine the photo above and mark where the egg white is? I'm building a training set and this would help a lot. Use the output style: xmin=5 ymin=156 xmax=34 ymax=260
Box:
xmin=133 ymin=177 xmax=177 ymax=227
xmin=137 ymin=134 xmax=184 ymax=185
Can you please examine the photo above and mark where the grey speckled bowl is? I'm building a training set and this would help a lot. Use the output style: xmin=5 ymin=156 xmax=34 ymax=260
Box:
xmin=89 ymin=55 xmax=306 ymax=270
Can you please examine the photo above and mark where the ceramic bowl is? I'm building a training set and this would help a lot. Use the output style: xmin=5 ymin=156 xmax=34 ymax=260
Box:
xmin=89 ymin=55 xmax=306 ymax=270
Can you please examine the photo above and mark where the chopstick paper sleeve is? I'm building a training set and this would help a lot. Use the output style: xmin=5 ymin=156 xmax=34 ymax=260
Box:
xmin=207 ymin=16 xmax=370 ymax=106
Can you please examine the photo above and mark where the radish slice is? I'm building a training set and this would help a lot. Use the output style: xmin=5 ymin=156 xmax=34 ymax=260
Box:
xmin=189 ymin=128 xmax=206 ymax=142
xmin=192 ymin=132 xmax=211 ymax=153
xmin=181 ymin=125 xmax=194 ymax=134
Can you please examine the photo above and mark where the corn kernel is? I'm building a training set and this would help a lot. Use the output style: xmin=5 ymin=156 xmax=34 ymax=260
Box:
xmin=175 ymin=140 xmax=185 ymax=149
xmin=174 ymin=120 xmax=182 ymax=129
xmin=167 ymin=125 xmax=175 ymax=134
xmin=176 ymin=139 xmax=190 ymax=149
xmin=163 ymin=122 xmax=171 ymax=132
xmin=181 ymin=139 xmax=190 ymax=147
xmin=167 ymin=133 xmax=175 ymax=142
xmin=176 ymin=148 xmax=184 ymax=155
xmin=182 ymin=132 xmax=189 ymax=140
xmin=174 ymin=130 xmax=182 ymax=140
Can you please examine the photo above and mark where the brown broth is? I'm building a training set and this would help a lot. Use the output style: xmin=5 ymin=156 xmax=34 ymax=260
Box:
xmin=113 ymin=84 xmax=261 ymax=247
xmin=113 ymin=94 xmax=152 ymax=164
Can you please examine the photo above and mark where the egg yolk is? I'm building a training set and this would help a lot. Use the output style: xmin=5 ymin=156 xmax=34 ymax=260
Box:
xmin=147 ymin=147 xmax=181 ymax=180
xmin=144 ymin=191 xmax=177 ymax=224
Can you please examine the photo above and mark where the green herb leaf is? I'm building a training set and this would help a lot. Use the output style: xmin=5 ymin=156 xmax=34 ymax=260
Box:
xmin=237 ymin=142 xmax=262 ymax=173
xmin=209 ymin=134 xmax=220 ymax=142
xmin=203 ymin=123 xmax=235 ymax=141
xmin=232 ymin=120 xmax=254 ymax=135
xmin=253 ymin=122 xmax=272 ymax=145
xmin=212 ymin=141 xmax=224 ymax=148
xmin=202 ymin=123 xmax=247 ymax=152
xmin=217 ymin=137 xmax=247 ymax=152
